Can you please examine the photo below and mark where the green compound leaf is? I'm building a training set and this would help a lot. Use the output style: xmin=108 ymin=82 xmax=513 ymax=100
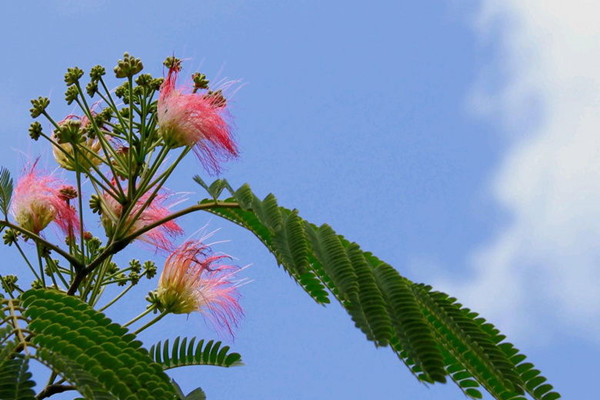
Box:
xmin=0 ymin=167 xmax=13 ymax=219
xmin=197 ymin=180 xmax=561 ymax=400
xmin=20 ymin=289 xmax=180 ymax=400
xmin=0 ymin=355 xmax=36 ymax=400
xmin=149 ymin=337 xmax=242 ymax=370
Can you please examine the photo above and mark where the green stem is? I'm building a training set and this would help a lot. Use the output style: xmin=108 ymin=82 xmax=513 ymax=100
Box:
xmin=44 ymin=257 xmax=70 ymax=289
xmin=13 ymin=241 xmax=40 ymax=281
xmin=73 ymin=149 xmax=86 ymax=261
xmin=132 ymin=310 xmax=169 ymax=335
xmin=35 ymin=243 xmax=46 ymax=287
xmin=98 ymin=282 xmax=135 ymax=312
xmin=120 ymin=148 xmax=188 ymax=237
xmin=123 ymin=305 xmax=156 ymax=328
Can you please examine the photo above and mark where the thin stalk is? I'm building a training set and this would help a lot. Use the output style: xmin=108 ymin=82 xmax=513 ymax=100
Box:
xmin=44 ymin=256 xmax=69 ymax=289
xmin=73 ymin=148 xmax=86 ymax=260
xmin=35 ymin=243 xmax=46 ymax=287
xmin=132 ymin=310 xmax=168 ymax=335
xmin=98 ymin=282 xmax=135 ymax=312
xmin=119 ymin=146 xmax=190 ymax=238
xmin=13 ymin=240 xmax=40 ymax=281
xmin=87 ymin=256 xmax=113 ymax=307
xmin=73 ymin=96 xmax=125 ymax=197
xmin=123 ymin=306 xmax=156 ymax=328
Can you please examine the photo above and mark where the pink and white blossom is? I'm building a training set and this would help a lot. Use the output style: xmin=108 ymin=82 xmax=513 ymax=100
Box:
xmin=12 ymin=164 xmax=80 ymax=235
xmin=157 ymin=65 xmax=238 ymax=174
xmin=101 ymin=190 xmax=183 ymax=250
xmin=157 ymin=240 xmax=244 ymax=336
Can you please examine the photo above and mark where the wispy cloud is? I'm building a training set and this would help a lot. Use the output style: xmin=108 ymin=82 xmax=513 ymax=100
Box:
xmin=438 ymin=1 xmax=600 ymax=343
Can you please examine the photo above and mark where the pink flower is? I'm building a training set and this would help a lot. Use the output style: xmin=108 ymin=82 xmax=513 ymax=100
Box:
xmin=157 ymin=65 xmax=238 ymax=174
xmin=12 ymin=164 xmax=80 ymax=235
xmin=101 ymin=190 xmax=183 ymax=250
xmin=156 ymin=240 xmax=244 ymax=336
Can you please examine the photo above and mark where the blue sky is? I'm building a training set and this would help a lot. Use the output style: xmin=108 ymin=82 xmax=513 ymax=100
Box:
xmin=0 ymin=1 xmax=596 ymax=399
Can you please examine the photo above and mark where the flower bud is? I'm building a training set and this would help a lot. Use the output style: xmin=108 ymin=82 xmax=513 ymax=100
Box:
xmin=52 ymin=115 xmax=103 ymax=171
xmin=114 ymin=52 xmax=143 ymax=78
xmin=64 ymin=67 xmax=84 ymax=86
xmin=29 ymin=97 xmax=50 ymax=118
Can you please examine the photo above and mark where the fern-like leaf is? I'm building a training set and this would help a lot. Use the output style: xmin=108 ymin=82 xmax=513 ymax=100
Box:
xmin=149 ymin=337 xmax=242 ymax=370
xmin=21 ymin=289 xmax=180 ymax=400
xmin=0 ymin=355 xmax=36 ymax=400
xmin=0 ymin=167 xmax=13 ymax=219
xmin=196 ymin=180 xmax=561 ymax=399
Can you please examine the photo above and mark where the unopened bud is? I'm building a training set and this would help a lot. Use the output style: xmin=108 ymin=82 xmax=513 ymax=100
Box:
xmin=64 ymin=85 xmax=79 ymax=105
xmin=192 ymin=72 xmax=209 ymax=91
xmin=90 ymin=65 xmax=106 ymax=81
xmin=163 ymin=56 xmax=182 ymax=72
xmin=114 ymin=52 xmax=143 ymax=78
xmin=30 ymin=97 xmax=50 ymax=118
xmin=64 ymin=67 xmax=84 ymax=86
xmin=29 ymin=122 xmax=43 ymax=141
xmin=58 ymin=185 xmax=78 ymax=201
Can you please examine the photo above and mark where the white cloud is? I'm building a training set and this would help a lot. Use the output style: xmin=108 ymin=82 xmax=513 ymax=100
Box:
xmin=438 ymin=1 xmax=600 ymax=343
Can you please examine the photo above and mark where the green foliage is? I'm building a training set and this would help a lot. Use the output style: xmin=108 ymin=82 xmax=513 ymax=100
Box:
xmin=0 ymin=299 xmax=35 ymax=400
xmin=197 ymin=180 xmax=561 ymax=400
xmin=21 ymin=289 xmax=180 ymax=400
xmin=0 ymin=355 xmax=36 ymax=400
xmin=149 ymin=337 xmax=242 ymax=370
xmin=0 ymin=167 xmax=13 ymax=219
xmin=172 ymin=381 xmax=206 ymax=400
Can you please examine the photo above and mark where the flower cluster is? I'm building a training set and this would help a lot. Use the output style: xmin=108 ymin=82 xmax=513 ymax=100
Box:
xmin=9 ymin=54 xmax=245 ymax=337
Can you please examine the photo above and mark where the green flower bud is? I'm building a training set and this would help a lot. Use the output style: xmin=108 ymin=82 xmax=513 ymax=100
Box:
xmin=144 ymin=261 xmax=157 ymax=279
xmin=114 ymin=52 xmax=143 ymax=78
xmin=117 ymin=273 xmax=128 ymax=286
xmin=151 ymin=78 xmax=164 ymax=91
xmin=2 ymin=229 xmax=19 ymax=246
xmin=86 ymin=81 xmax=98 ymax=97
xmin=30 ymin=97 xmax=50 ymax=118
xmin=163 ymin=56 xmax=181 ymax=71
xmin=135 ymin=73 xmax=154 ymax=87
xmin=107 ymin=262 xmax=119 ymax=275
xmin=55 ymin=119 xmax=82 ymax=144
xmin=129 ymin=271 xmax=140 ymax=285
xmin=31 ymin=279 xmax=43 ymax=289
xmin=129 ymin=259 xmax=142 ymax=273
xmin=90 ymin=65 xmax=106 ymax=81
xmin=64 ymin=67 xmax=84 ymax=86
xmin=0 ymin=274 xmax=18 ymax=294
xmin=64 ymin=85 xmax=79 ymax=105
xmin=89 ymin=194 xmax=102 ymax=214
xmin=28 ymin=121 xmax=43 ymax=141
xmin=192 ymin=72 xmax=209 ymax=90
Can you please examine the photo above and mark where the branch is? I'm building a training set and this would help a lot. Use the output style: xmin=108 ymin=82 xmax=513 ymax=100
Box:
xmin=0 ymin=220 xmax=83 ymax=270
xmin=36 ymin=384 xmax=76 ymax=399
xmin=66 ymin=200 xmax=240 ymax=295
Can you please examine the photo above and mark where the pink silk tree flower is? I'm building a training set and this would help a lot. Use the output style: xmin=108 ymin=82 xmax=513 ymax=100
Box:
xmin=157 ymin=65 xmax=239 ymax=174
xmin=156 ymin=240 xmax=244 ymax=336
xmin=11 ymin=165 xmax=80 ymax=236
xmin=100 ymin=190 xmax=183 ymax=251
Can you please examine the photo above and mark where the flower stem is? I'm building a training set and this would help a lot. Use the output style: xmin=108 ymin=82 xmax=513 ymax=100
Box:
xmin=132 ymin=310 xmax=169 ymax=335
